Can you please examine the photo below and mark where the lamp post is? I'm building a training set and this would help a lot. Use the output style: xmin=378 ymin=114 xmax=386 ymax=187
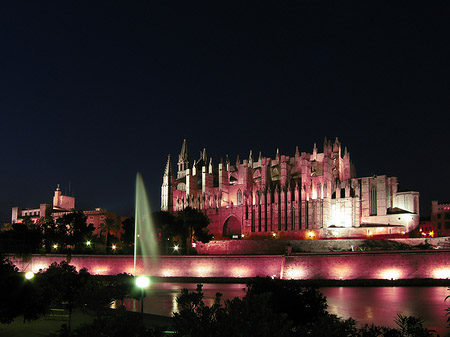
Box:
xmin=24 ymin=271 xmax=35 ymax=280
xmin=135 ymin=276 xmax=150 ymax=317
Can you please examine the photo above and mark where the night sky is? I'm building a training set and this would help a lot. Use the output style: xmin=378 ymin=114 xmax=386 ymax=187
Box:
xmin=1 ymin=1 xmax=448 ymax=223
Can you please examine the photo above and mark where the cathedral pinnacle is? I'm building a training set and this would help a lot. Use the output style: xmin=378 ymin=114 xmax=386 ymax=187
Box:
xmin=164 ymin=155 xmax=172 ymax=176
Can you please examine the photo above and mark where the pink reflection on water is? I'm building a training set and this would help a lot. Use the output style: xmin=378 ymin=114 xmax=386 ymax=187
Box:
xmin=321 ymin=287 xmax=449 ymax=336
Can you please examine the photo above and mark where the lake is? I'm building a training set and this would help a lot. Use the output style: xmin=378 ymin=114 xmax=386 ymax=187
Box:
xmin=122 ymin=283 xmax=450 ymax=336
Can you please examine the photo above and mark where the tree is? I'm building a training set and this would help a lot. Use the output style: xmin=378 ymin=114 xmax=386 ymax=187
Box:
xmin=120 ymin=217 xmax=135 ymax=253
xmin=175 ymin=207 xmax=213 ymax=254
xmin=173 ymin=283 xmax=292 ymax=337
xmin=39 ymin=261 xmax=89 ymax=332
xmin=246 ymin=276 xmax=328 ymax=328
xmin=98 ymin=218 xmax=120 ymax=252
xmin=0 ymin=254 xmax=22 ymax=323
xmin=153 ymin=211 xmax=177 ymax=253
xmin=55 ymin=211 xmax=94 ymax=252
xmin=0 ymin=254 xmax=49 ymax=323
xmin=0 ymin=218 xmax=42 ymax=254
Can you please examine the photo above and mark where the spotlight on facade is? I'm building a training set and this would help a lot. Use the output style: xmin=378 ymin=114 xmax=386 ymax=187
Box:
xmin=307 ymin=231 xmax=315 ymax=239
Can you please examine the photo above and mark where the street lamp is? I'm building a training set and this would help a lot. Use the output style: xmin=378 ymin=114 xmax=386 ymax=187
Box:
xmin=24 ymin=271 xmax=35 ymax=280
xmin=135 ymin=276 xmax=150 ymax=317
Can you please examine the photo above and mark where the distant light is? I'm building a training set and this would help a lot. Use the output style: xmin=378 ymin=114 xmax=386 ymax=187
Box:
xmin=307 ymin=231 xmax=315 ymax=239
xmin=25 ymin=271 xmax=35 ymax=280
xmin=272 ymin=233 xmax=276 ymax=237
xmin=53 ymin=244 xmax=58 ymax=249
xmin=86 ymin=241 xmax=91 ymax=246
xmin=191 ymin=242 xmax=196 ymax=248
xmin=135 ymin=276 xmax=150 ymax=288
xmin=111 ymin=244 xmax=116 ymax=250
xmin=173 ymin=245 xmax=179 ymax=251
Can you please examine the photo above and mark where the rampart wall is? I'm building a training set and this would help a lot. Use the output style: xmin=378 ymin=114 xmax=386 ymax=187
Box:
xmin=9 ymin=250 xmax=450 ymax=280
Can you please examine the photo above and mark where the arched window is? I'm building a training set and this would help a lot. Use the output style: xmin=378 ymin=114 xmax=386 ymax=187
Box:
xmin=237 ymin=189 xmax=243 ymax=205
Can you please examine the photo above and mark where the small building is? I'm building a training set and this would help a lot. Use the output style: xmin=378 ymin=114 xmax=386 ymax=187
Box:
xmin=11 ymin=186 xmax=121 ymax=237
xmin=430 ymin=201 xmax=450 ymax=236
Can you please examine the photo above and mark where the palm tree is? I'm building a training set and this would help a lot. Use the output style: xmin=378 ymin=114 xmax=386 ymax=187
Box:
xmin=98 ymin=218 xmax=120 ymax=252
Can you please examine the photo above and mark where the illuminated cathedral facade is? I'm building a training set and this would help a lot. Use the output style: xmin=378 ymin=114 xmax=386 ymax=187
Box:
xmin=161 ymin=138 xmax=419 ymax=239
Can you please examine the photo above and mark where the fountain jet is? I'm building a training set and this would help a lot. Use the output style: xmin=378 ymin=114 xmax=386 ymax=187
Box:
xmin=134 ymin=172 xmax=158 ymax=275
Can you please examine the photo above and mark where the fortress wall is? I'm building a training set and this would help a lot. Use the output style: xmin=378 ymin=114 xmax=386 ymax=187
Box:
xmin=9 ymin=250 xmax=450 ymax=280
xmin=195 ymin=237 xmax=449 ymax=254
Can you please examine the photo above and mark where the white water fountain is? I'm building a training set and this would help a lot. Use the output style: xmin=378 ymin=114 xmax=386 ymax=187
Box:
xmin=134 ymin=172 xmax=158 ymax=275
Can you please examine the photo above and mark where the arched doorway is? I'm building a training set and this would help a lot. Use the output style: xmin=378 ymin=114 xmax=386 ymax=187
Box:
xmin=223 ymin=216 xmax=241 ymax=238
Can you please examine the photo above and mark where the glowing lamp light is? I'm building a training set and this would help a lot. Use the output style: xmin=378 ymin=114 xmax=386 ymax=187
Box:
xmin=52 ymin=244 xmax=58 ymax=249
xmin=135 ymin=276 xmax=150 ymax=289
xmin=433 ymin=268 xmax=450 ymax=279
xmin=380 ymin=269 xmax=401 ymax=280
xmin=429 ymin=231 xmax=434 ymax=237
xmin=111 ymin=244 xmax=117 ymax=250
xmin=25 ymin=271 xmax=35 ymax=280
xmin=307 ymin=231 xmax=315 ymax=239
xmin=196 ymin=266 xmax=211 ymax=277
xmin=286 ymin=268 xmax=304 ymax=280
xmin=86 ymin=241 xmax=91 ymax=246
xmin=272 ymin=233 xmax=276 ymax=237
xmin=173 ymin=245 xmax=179 ymax=252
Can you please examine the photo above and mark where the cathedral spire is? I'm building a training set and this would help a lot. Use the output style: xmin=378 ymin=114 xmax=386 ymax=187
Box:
xmin=164 ymin=154 xmax=172 ymax=176
xmin=249 ymin=150 xmax=253 ymax=166
xmin=177 ymin=139 xmax=190 ymax=179
xmin=201 ymin=148 xmax=207 ymax=163
xmin=179 ymin=139 xmax=189 ymax=162
xmin=295 ymin=146 xmax=300 ymax=158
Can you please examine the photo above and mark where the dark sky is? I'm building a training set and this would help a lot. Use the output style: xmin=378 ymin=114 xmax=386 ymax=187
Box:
xmin=1 ymin=1 xmax=448 ymax=223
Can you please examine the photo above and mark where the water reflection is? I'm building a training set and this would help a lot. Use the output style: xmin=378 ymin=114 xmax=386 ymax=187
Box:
xmin=122 ymin=284 xmax=449 ymax=336
xmin=321 ymin=287 xmax=449 ymax=336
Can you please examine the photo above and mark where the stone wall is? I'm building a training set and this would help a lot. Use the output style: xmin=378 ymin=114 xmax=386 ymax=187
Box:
xmin=195 ymin=237 xmax=450 ymax=254
xmin=9 ymin=249 xmax=450 ymax=280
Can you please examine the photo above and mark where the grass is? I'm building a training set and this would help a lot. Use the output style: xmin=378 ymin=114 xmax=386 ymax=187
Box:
xmin=0 ymin=308 xmax=173 ymax=337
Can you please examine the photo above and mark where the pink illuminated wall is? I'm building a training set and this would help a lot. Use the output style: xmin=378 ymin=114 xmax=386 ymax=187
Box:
xmin=10 ymin=251 xmax=450 ymax=280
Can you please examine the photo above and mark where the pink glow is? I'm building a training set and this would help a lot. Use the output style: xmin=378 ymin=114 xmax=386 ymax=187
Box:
xmin=380 ymin=269 xmax=401 ymax=280
xmin=93 ymin=266 xmax=109 ymax=275
xmin=231 ymin=267 xmax=250 ymax=278
xmin=285 ymin=267 xmax=305 ymax=280
xmin=162 ymin=269 xmax=175 ymax=277
xmin=332 ymin=265 xmax=352 ymax=280
xmin=432 ymin=268 xmax=450 ymax=279
xmin=195 ymin=265 xmax=212 ymax=277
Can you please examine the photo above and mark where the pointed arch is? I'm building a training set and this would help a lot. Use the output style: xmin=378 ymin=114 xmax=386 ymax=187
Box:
xmin=223 ymin=215 xmax=241 ymax=237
